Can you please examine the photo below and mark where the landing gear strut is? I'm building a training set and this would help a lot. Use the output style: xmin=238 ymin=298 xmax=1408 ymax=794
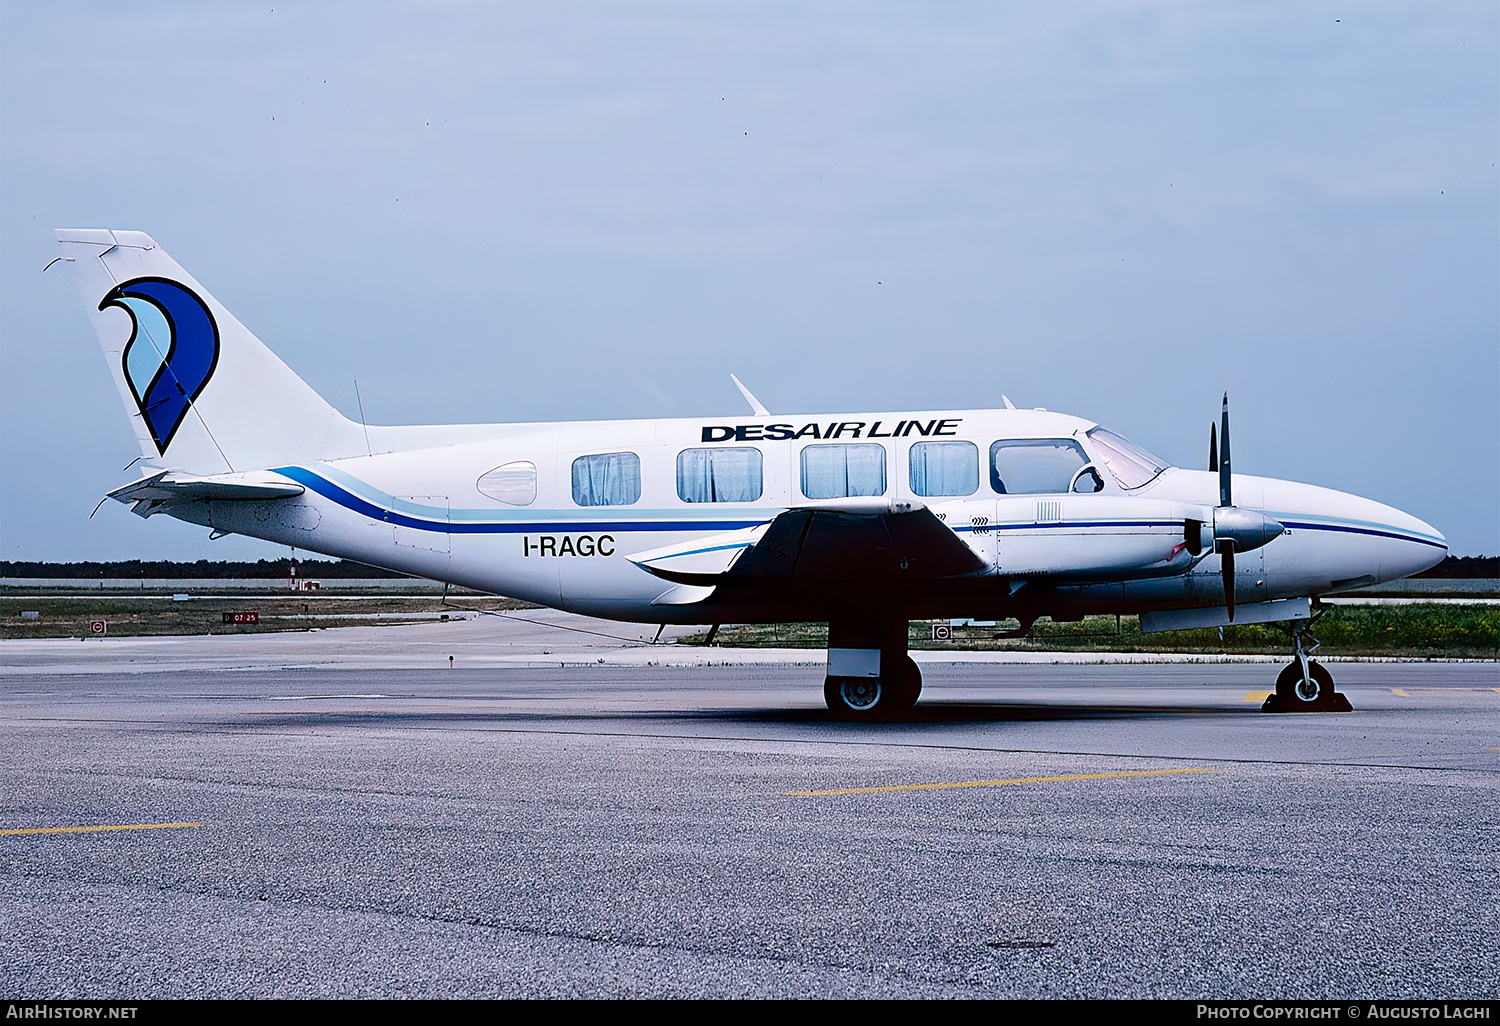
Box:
xmin=1262 ymin=609 xmax=1351 ymax=712
xmin=823 ymin=618 xmax=921 ymax=722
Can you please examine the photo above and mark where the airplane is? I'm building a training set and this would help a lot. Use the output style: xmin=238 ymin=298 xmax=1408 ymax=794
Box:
xmin=52 ymin=228 xmax=1449 ymax=720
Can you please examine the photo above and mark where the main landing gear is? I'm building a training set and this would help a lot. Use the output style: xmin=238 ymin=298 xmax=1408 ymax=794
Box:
xmin=823 ymin=618 xmax=921 ymax=722
xmin=1262 ymin=610 xmax=1352 ymax=713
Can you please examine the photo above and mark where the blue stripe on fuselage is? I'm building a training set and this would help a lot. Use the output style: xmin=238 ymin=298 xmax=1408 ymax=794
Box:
xmin=274 ymin=465 xmax=766 ymax=534
xmin=1276 ymin=520 xmax=1447 ymax=550
xmin=273 ymin=466 xmax=1446 ymax=550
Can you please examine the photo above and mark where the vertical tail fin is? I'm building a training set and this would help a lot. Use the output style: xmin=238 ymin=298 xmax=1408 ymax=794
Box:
xmin=56 ymin=229 xmax=367 ymax=475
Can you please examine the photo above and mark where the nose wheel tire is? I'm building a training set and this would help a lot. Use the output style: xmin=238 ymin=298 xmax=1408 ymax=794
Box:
xmin=1264 ymin=660 xmax=1350 ymax=712
xmin=825 ymin=654 xmax=921 ymax=722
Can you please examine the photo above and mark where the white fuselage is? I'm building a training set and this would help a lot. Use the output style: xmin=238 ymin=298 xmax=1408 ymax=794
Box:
xmin=54 ymin=228 xmax=1445 ymax=642
xmin=169 ymin=406 xmax=1447 ymax=624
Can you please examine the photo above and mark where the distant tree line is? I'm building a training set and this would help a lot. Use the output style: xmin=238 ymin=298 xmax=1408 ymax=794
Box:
xmin=0 ymin=558 xmax=410 ymax=579
xmin=1412 ymin=554 xmax=1497 ymax=579
xmin=2 ymin=555 xmax=1492 ymax=580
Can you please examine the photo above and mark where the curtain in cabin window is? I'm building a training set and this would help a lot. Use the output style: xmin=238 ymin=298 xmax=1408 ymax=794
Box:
xmin=909 ymin=441 xmax=978 ymax=497
xmin=677 ymin=447 xmax=763 ymax=503
xmin=800 ymin=443 xmax=887 ymax=499
xmin=571 ymin=452 xmax=642 ymax=506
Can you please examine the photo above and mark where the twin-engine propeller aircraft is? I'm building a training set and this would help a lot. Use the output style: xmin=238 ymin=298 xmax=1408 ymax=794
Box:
xmin=55 ymin=229 xmax=1447 ymax=719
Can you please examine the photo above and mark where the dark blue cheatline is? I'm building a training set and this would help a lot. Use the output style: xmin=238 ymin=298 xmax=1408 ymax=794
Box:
xmin=274 ymin=466 xmax=766 ymax=535
xmin=272 ymin=467 xmax=1445 ymax=552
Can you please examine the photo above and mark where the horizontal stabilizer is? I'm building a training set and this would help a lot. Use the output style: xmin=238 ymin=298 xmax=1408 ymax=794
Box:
xmin=108 ymin=469 xmax=304 ymax=517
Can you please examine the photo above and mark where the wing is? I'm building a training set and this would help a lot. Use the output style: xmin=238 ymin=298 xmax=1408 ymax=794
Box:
xmin=629 ymin=500 xmax=986 ymax=587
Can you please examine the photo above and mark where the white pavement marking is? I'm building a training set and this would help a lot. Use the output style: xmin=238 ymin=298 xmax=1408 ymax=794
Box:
xmin=2 ymin=612 xmax=1486 ymax=675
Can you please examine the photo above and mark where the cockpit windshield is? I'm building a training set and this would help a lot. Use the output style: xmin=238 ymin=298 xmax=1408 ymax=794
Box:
xmin=1086 ymin=427 xmax=1171 ymax=490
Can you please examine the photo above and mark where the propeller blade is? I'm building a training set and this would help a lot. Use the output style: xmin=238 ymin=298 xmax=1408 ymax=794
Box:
xmin=1208 ymin=421 xmax=1217 ymax=473
xmin=1219 ymin=393 xmax=1232 ymax=508
xmin=1221 ymin=539 xmax=1236 ymax=622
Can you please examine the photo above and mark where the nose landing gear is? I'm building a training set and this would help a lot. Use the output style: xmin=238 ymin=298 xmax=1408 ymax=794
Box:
xmin=1262 ymin=609 xmax=1352 ymax=712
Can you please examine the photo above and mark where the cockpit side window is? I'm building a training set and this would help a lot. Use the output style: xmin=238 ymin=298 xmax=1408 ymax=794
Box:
xmin=1086 ymin=427 xmax=1171 ymax=490
xmin=989 ymin=439 xmax=1089 ymax=494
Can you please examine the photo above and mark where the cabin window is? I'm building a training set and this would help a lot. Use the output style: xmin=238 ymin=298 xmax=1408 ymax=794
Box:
xmin=677 ymin=447 xmax=763 ymax=503
xmin=1086 ymin=427 xmax=1170 ymax=490
xmin=909 ymin=441 xmax=979 ymax=497
xmin=476 ymin=460 xmax=537 ymax=506
xmin=800 ymin=443 xmax=886 ymax=499
xmin=989 ymin=438 xmax=1089 ymax=494
xmin=571 ymin=451 xmax=641 ymax=506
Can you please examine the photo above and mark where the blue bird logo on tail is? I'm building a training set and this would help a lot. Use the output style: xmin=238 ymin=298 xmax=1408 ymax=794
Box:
xmin=100 ymin=277 xmax=221 ymax=455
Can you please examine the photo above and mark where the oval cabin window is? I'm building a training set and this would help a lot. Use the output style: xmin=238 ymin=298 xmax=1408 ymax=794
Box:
xmin=477 ymin=461 xmax=538 ymax=506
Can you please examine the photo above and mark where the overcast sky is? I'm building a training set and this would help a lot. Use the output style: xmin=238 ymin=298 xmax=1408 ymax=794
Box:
xmin=2 ymin=1 xmax=1496 ymax=562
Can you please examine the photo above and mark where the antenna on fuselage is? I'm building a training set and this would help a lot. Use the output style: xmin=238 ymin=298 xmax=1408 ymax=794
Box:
xmin=1002 ymin=395 xmax=1016 ymax=409
xmin=353 ymin=377 xmax=372 ymax=456
xmin=730 ymin=374 xmax=771 ymax=416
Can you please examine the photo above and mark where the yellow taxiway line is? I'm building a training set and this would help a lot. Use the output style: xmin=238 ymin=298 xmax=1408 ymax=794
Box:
xmin=784 ymin=767 xmax=1220 ymax=797
xmin=0 ymin=822 xmax=203 ymax=836
xmin=1390 ymin=688 xmax=1411 ymax=697
xmin=1243 ymin=690 xmax=1273 ymax=702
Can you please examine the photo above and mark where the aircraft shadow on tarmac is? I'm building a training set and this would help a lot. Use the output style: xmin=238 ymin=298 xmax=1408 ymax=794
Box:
xmin=693 ymin=701 xmax=1250 ymax=725
xmin=233 ymin=700 xmax=1250 ymax=730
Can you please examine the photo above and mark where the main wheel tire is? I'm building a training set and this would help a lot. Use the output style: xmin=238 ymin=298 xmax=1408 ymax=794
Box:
xmin=886 ymin=653 xmax=922 ymax=710
xmin=824 ymin=656 xmax=922 ymax=722
xmin=1275 ymin=660 xmax=1336 ymax=708
xmin=824 ymin=675 xmax=883 ymax=717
